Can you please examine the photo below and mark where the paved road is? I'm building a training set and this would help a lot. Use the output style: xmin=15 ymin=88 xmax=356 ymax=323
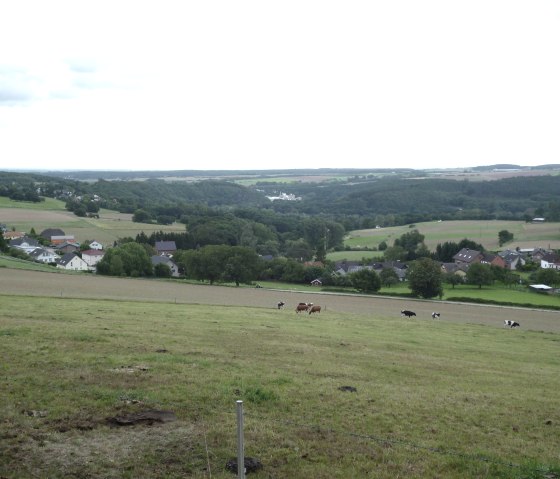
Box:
xmin=1 ymin=268 xmax=559 ymax=332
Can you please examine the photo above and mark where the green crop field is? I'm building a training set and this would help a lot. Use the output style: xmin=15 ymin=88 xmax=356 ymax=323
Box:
xmin=1 ymin=290 xmax=559 ymax=478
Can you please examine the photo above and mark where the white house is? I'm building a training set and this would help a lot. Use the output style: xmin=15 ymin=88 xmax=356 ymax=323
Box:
xmin=89 ymin=241 xmax=103 ymax=250
xmin=151 ymin=255 xmax=180 ymax=277
xmin=57 ymin=253 xmax=89 ymax=271
xmin=29 ymin=247 xmax=59 ymax=264
xmin=81 ymin=249 xmax=105 ymax=269
xmin=541 ymin=252 xmax=560 ymax=270
xmin=9 ymin=236 xmax=40 ymax=253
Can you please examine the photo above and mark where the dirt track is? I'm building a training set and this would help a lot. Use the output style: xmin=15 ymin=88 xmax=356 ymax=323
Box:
xmin=1 ymin=268 xmax=559 ymax=332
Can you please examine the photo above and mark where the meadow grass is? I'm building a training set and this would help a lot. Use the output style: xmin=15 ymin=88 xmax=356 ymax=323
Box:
xmin=0 ymin=196 xmax=66 ymax=210
xmin=1 ymin=295 xmax=559 ymax=478
xmin=344 ymin=220 xmax=560 ymax=251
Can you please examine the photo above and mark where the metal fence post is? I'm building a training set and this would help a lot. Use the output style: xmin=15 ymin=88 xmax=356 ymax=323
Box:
xmin=236 ymin=400 xmax=245 ymax=479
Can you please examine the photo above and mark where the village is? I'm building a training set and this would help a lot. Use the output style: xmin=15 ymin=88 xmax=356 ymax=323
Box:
xmin=2 ymin=222 xmax=559 ymax=295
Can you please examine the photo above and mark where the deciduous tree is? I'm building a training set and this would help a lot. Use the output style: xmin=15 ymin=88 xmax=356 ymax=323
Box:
xmin=407 ymin=258 xmax=443 ymax=299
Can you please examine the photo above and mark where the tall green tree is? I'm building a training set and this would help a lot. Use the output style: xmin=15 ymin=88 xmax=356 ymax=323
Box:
xmin=465 ymin=263 xmax=493 ymax=289
xmin=407 ymin=258 xmax=443 ymax=299
xmin=0 ymin=232 xmax=8 ymax=253
xmin=349 ymin=268 xmax=381 ymax=293
xmin=498 ymin=230 xmax=514 ymax=246
xmin=380 ymin=268 xmax=399 ymax=288
xmin=535 ymin=268 xmax=560 ymax=287
xmin=97 ymin=242 xmax=153 ymax=277
xmin=222 ymin=247 xmax=262 ymax=286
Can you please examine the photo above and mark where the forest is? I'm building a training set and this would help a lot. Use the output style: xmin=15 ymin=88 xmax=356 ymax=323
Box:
xmin=2 ymin=169 xmax=559 ymax=228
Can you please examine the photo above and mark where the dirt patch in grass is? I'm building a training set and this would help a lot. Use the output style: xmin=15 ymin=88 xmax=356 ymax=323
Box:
xmin=10 ymin=422 xmax=202 ymax=479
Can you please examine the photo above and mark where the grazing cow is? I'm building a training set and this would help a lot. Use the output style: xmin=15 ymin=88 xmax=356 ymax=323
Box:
xmin=504 ymin=320 xmax=520 ymax=328
xmin=401 ymin=310 xmax=416 ymax=318
xmin=431 ymin=312 xmax=441 ymax=319
xmin=296 ymin=304 xmax=309 ymax=313
xmin=277 ymin=301 xmax=285 ymax=310
xmin=308 ymin=305 xmax=321 ymax=315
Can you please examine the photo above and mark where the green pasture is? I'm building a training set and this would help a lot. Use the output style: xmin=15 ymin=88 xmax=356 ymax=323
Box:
xmin=256 ymin=279 xmax=560 ymax=309
xmin=0 ymin=196 xmax=66 ymax=210
xmin=326 ymin=249 xmax=384 ymax=262
xmin=0 ymin=255 xmax=60 ymax=272
xmin=1 ymin=202 xmax=185 ymax=245
xmin=344 ymin=220 xmax=560 ymax=252
xmin=1 ymin=295 xmax=559 ymax=478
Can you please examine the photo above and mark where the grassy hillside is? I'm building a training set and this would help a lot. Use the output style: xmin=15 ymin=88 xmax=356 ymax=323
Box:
xmin=0 ymin=199 xmax=185 ymax=245
xmin=340 ymin=220 xmax=560 ymax=253
xmin=1 ymin=294 xmax=559 ymax=478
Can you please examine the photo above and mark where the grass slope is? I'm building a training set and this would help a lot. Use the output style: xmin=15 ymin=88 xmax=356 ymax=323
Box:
xmin=340 ymin=220 xmax=560 ymax=253
xmin=1 ymin=295 xmax=559 ymax=478
xmin=1 ymin=199 xmax=185 ymax=245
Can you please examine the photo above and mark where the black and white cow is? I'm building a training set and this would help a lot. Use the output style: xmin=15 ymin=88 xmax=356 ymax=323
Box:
xmin=431 ymin=312 xmax=441 ymax=319
xmin=504 ymin=320 xmax=520 ymax=328
xmin=401 ymin=310 xmax=416 ymax=318
xmin=277 ymin=301 xmax=285 ymax=310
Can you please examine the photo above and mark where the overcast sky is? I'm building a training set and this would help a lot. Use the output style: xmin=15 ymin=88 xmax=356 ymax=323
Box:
xmin=1 ymin=1 xmax=559 ymax=171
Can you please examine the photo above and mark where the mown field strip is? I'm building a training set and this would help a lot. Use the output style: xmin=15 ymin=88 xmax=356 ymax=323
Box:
xmin=1 ymin=268 xmax=559 ymax=333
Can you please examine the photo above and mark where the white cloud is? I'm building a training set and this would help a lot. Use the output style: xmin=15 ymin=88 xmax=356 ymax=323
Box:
xmin=1 ymin=1 xmax=559 ymax=170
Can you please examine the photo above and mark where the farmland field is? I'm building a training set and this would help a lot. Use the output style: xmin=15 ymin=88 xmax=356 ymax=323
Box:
xmin=0 ymin=200 xmax=185 ymax=245
xmin=342 ymin=220 xmax=560 ymax=252
xmin=1 ymin=269 xmax=560 ymax=478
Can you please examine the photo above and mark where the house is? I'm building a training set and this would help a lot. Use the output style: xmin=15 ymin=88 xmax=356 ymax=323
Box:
xmin=480 ymin=253 xmax=506 ymax=268
xmin=9 ymin=236 xmax=40 ymax=253
xmin=151 ymin=255 xmax=180 ymax=277
xmin=531 ymin=248 xmax=549 ymax=262
xmin=89 ymin=241 xmax=103 ymax=250
xmin=50 ymin=235 xmax=76 ymax=245
xmin=40 ymin=228 xmax=65 ymax=241
xmin=372 ymin=261 xmax=408 ymax=281
xmin=452 ymin=248 xmax=483 ymax=267
xmin=56 ymin=253 xmax=89 ymax=271
xmin=4 ymin=231 xmax=26 ymax=241
xmin=333 ymin=260 xmax=375 ymax=276
xmin=441 ymin=262 xmax=468 ymax=278
xmin=499 ymin=250 xmax=526 ymax=270
xmin=310 ymin=278 xmax=322 ymax=286
xmin=28 ymin=248 xmax=59 ymax=264
xmin=82 ymin=249 xmax=105 ymax=269
xmin=541 ymin=252 xmax=560 ymax=270
xmin=155 ymin=240 xmax=177 ymax=256
xmin=55 ymin=241 xmax=81 ymax=254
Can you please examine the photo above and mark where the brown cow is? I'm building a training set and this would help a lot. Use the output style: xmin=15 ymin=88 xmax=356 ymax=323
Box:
xmin=308 ymin=305 xmax=321 ymax=315
xmin=295 ymin=304 xmax=309 ymax=313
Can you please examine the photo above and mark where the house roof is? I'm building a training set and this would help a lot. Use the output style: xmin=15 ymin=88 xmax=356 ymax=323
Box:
xmin=57 ymin=252 xmax=84 ymax=265
xmin=151 ymin=255 xmax=177 ymax=266
xmin=541 ymin=252 xmax=560 ymax=264
xmin=29 ymin=248 xmax=53 ymax=258
xmin=82 ymin=249 xmax=104 ymax=256
xmin=55 ymin=241 xmax=80 ymax=249
xmin=155 ymin=240 xmax=177 ymax=251
xmin=40 ymin=228 xmax=65 ymax=239
xmin=453 ymin=248 xmax=482 ymax=263
xmin=9 ymin=236 xmax=39 ymax=247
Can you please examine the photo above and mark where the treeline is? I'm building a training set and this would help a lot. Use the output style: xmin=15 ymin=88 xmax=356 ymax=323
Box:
xmin=261 ymin=176 xmax=560 ymax=226
xmin=133 ymin=208 xmax=347 ymax=260
xmin=2 ymin=170 xmax=560 ymax=226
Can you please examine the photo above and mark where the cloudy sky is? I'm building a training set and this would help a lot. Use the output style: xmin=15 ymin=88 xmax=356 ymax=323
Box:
xmin=1 ymin=1 xmax=559 ymax=171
